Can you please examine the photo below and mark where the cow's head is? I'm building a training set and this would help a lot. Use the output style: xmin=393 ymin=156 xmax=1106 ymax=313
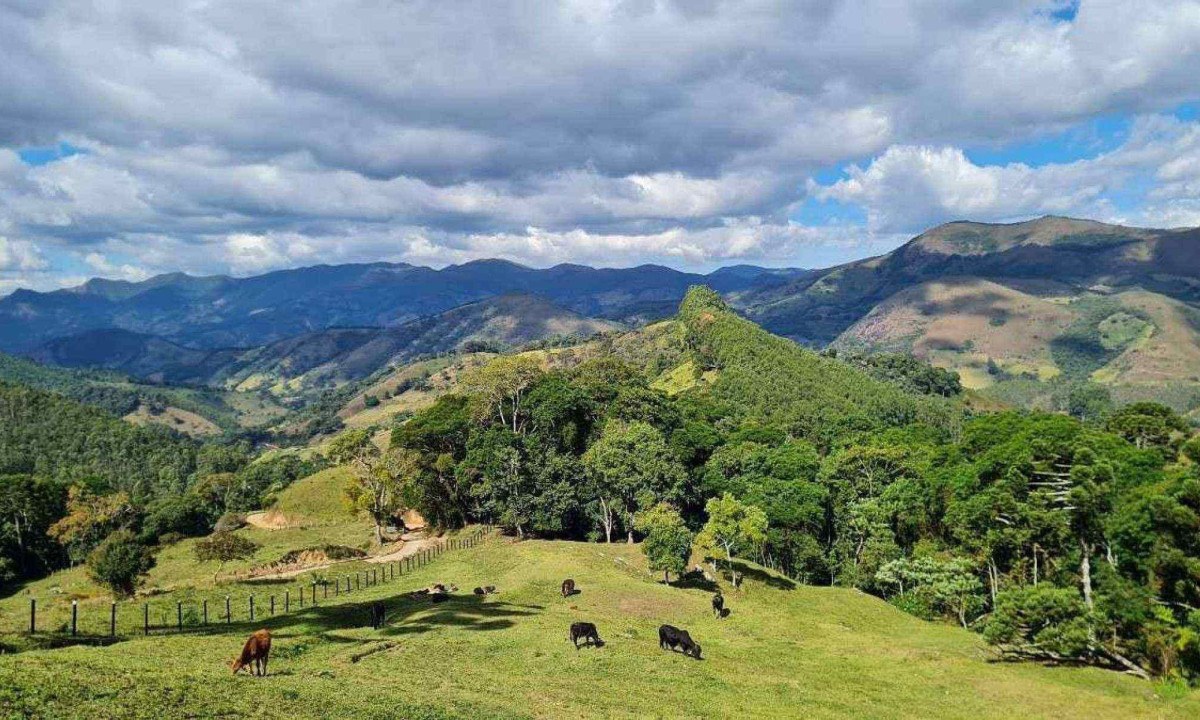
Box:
xmin=231 ymin=657 xmax=245 ymax=675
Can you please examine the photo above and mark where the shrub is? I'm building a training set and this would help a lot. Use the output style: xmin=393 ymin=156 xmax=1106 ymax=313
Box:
xmin=86 ymin=530 xmax=156 ymax=598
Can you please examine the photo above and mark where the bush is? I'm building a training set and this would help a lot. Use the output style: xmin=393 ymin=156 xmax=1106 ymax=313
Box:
xmin=86 ymin=530 xmax=156 ymax=598
xmin=140 ymin=495 xmax=214 ymax=542
xmin=214 ymin=512 xmax=246 ymax=532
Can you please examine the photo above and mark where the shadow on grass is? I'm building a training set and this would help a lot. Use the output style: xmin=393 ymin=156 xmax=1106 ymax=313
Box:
xmin=672 ymin=573 xmax=719 ymax=592
xmin=197 ymin=591 xmax=547 ymax=642
xmin=730 ymin=561 xmax=797 ymax=591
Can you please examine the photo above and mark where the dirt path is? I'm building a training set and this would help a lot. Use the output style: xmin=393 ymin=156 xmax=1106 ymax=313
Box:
xmin=236 ymin=534 xmax=440 ymax=582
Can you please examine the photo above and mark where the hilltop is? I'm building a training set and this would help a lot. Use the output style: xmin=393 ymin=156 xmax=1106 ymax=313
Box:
xmin=738 ymin=216 xmax=1200 ymax=414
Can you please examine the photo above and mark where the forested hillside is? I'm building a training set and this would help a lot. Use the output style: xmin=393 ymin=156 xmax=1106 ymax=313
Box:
xmin=5 ymin=286 xmax=1200 ymax=687
xmin=0 ymin=384 xmax=319 ymax=584
xmin=360 ymin=287 xmax=1200 ymax=681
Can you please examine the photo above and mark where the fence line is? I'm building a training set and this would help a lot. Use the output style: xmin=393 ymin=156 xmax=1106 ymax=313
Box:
xmin=25 ymin=526 xmax=492 ymax=638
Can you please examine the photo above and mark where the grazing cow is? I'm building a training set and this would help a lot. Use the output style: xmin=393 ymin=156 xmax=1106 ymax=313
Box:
xmin=369 ymin=602 xmax=387 ymax=629
xmin=658 ymin=624 xmax=702 ymax=659
xmin=473 ymin=586 xmax=486 ymax=595
xmin=569 ymin=621 xmax=602 ymax=649
xmin=472 ymin=586 xmax=497 ymax=595
xmin=712 ymin=593 xmax=724 ymax=619
xmin=231 ymin=629 xmax=272 ymax=676
xmin=561 ymin=579 xmax=576 ymax=597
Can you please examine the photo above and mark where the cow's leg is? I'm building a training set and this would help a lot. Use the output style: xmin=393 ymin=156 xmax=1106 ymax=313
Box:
xmin=262 ymin=655 xmax=268 ymax=677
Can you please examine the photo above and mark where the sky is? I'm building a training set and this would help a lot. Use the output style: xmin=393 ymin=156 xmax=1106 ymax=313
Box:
xmin=2 ymin=0 xmax=1200 ymax=294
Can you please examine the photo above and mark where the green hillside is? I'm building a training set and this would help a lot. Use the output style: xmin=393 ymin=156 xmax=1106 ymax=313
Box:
xmin=0 ymin=352 xmax=248 ymax=432
xmin=678 ymin=287 xmax=956 ymax=442
xmin=3 ymin=538 xmax=1196 ymax=719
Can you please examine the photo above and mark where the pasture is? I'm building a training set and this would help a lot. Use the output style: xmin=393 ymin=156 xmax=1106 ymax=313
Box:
xmin=3 ymin=538 xmax=1197 ymax=719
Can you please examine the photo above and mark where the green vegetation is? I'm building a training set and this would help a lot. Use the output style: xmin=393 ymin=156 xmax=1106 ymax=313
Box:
xmin=0 ymin=383 xmax=319 ymax=587
xmin=3 ymin=540 xmax=1197 ymax=719
xmin=85 ymin=529 xmax=156 ymax=597
xmin=1051 ymin=296 xmax=1151 ymax=379
xmin=5 ymin=285 xmax=1200 ymax=716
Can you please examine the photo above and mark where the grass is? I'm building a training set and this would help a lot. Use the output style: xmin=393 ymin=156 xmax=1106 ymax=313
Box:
xmin=3 ymin=537 xmax=1198 ymax=719
xmin=4 ymin=456 xmax=1199 ymax=718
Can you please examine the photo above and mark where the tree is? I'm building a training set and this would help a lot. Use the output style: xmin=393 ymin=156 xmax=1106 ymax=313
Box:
xmin=461 ymin=355 xmax=543 ymax=433
xmin=695 ymin=493 xmax=768 ymax=589
xmin=0 ymin=474 xmax=67 ymax=581
xmin=582 ymin=421 xmax=687 ymax=543
xmin=1064 ymin=382 xmax=1113 ymax=423
xmin=87 ymin=530 xmax=156 ymax=597
xmin=48 ymin=486 xmax=137 ymax=565
xmin=193 ymin=530 xmax=260 ymax=579
xmin=345 ymin=447 xmax=420 ymax=544
xmin=635 ymin=503 xmax=693 ymax=583
xmin=1105 ymin=402 xmax=1188 ymax=451
xmin=875 ymin=556 xmax=984 ymax=627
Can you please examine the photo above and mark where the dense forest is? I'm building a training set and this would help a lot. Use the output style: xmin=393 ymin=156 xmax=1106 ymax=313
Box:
xmin=3 ymin=286 xmax=1200 ymax=683
xmin=374 ymin=289 xmax=1200 ymax=681
xmin=0 ymin=383 xmax=318 ymax=583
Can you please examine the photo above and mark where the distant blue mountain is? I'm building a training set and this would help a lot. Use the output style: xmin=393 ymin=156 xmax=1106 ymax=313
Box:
xmin=0 ymin=260 xmax=807 ymax=352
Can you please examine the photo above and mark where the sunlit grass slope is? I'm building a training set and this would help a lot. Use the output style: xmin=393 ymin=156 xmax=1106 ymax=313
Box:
xmin=3 ymin=538 xmax=1197 ymax=719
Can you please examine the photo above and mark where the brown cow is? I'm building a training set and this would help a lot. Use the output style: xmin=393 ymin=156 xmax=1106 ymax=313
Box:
xmin=231 ymin=629 xmax=272 ymax=676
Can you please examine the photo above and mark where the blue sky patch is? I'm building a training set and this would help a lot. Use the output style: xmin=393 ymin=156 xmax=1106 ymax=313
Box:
xmin=17 ymin=142 xmax=85 ymax=166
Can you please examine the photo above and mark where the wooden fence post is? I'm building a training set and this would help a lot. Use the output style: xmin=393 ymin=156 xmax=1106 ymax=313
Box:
xmin=270 ymin=595 xmax=275 ymax=615
xmin=71 ymin=600 xmax=78 ymax=636
xmin=225 ymin=596 xmax=231 ymax=625
xmin=144 ymin=603 xmax=149 ymax=636
xmin=250 ymin=595 xmax=255 ymax=622
xmin=177 ymin=601 xmax=183 ymax=631
xmin=110 ymin=602 xmax=117 ymax=637
xmin=29 ymin=599 xmax=35 ymax=634
xmin=285 ymin=590 xmax=290 ymax=613
xmin=203 ymin=599 xmax=208 ymax=626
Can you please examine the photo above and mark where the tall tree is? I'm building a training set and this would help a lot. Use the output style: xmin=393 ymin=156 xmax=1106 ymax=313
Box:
xmin=344 ymin=446 xmax=420 ymax=544
xmin=696 ymin=493 xmax=768 ymax=589
xmin=635 ymin=503 xmax=694 ymax=583
xmin=582 ymin=421 xmax=686 ymax=543
xmin=461 ymin=355 xmax=543 ymax=434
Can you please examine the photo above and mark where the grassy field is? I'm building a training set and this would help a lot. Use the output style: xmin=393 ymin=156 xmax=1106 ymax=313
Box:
xmin=4 ymin=461 xmax=1199 ymax=719
xmin=3 ymin=536 xmax=1198 ymax=719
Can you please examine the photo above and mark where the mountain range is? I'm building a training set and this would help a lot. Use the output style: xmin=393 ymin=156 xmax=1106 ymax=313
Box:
xmin=5 ymin=215 xmax=1200 ymax=414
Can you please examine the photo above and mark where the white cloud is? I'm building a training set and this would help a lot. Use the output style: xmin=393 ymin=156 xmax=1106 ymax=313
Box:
xmin=0 ymin=1 xmax=1199 ymax=286
xmin=813 ymin=116 xmax=1200 ymax=233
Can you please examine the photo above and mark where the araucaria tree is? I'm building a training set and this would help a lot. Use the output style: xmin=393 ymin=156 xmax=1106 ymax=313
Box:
xmin=696 ymin=493 xmax=768 ymax=589
xmin=635 ymin=502 xmax=693 ymax=583
xmin=582 ymin=421 xmax=687 ymax=543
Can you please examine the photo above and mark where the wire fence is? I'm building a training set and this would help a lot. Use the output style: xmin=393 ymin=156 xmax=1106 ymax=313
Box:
xmin=20 ymin=526 xmax=492 ymax=639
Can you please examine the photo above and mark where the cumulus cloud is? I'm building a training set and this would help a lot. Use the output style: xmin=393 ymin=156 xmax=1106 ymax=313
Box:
xmin=0 ymin=0 xmax=1198 ymax=288
xmin=813 ymin=116 xmax=1200 ymax=233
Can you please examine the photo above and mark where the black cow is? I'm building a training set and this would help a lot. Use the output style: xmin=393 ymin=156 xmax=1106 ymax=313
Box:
xmin=368 ymin=602 xmax=386 ymax=629
xmin=659 ymin=624 xmax=702 ymax=659
xmin=473 ymin=587 xmax=485 ymax=595
xmin=712 ymin=593 xmax=724 ymax=619
xmin=561 ymin=579 xmax=576 ymax=597
xmin=569 ymin=621 xmax=602 ymax=649
xmin=473 ymin=585 xmax=497 ymax=595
